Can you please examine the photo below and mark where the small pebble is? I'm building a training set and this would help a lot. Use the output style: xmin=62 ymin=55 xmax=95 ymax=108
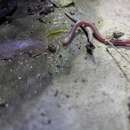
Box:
xmin=74 ymin=79 xmax=78 ymax=83
xmin=56 ymin=64 xmax=61 ymax=68
xmin=38 ymin=17 xmax=46 ymax=23
xmin=48 ymin=44 xmax=57 ymax=53
xmin=41 ymin=116 xmax=52 ymax=125
xmin=5 ymin=103 xmax=9 ymax=108
xmin=57 ymin=103 xmax=61 ymax=108
xmin=54 ymin=90 xmax=59 ymax=97
xmin=69 ymin=11 xmax=75 ymax=15
xmin=59 ymin=54 xmax=62 ymax=58
xmin=0 ymin=98 xmax=8 ymax=108
xmin=112 ymin=32 xmax=124 ymax=39
xmin=8 ymin=59 xmax=12 ymax=62
xmin=128 ymin=114 xmax=130 ymax=120
xmin=18 ymin=76 xmax=22 ymax=80
xmin=10 ymin=68 xmax=13 ymax=72
xmin=40 ymin=112 xmax=46 ymax=117
xmin=65 ymin=94 xmax=70 ymax=98
xmin=48 ymin=119 xmax=52 ymax=124
xmin=34 ymin=90 xmax=38 ymax=94
xmin=36 ymin=73 xmax=41 ymax=78
xmin=81 ymin=78 xmax=86 ymax=83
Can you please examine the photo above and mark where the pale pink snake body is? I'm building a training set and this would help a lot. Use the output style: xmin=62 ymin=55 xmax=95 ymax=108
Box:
xmin=63 ymin=20 xmax=130 ymax=47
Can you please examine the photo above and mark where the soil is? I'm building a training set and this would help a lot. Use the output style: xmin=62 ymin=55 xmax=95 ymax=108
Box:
xmin=0 ymin=0 xmax=130 ymax=130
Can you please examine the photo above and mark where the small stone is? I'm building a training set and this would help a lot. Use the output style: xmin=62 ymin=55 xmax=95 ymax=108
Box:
xmin=38 ymin=17 xmax=46 ymax=23
xmin=19 ymin=62 xmax=23 ymax=65
xmin=102 ymin=91 xmax=107 ymax=96
xmin=8 ymin=59 xmax=12 ymax=62
xmin=34 ymin=90 xmax=38 ymax=94
xmin=48 ymin=44 xmax=57 ymax=53
xmin=18 ymin=76 xmax=22 ymax=80
xmin=97 ymin=20 xmax=101 ymax=24
xmin=40 ymin=112 xmax=46 ymax=117
xmin=84 ymin=56 xmax=88 ymax=60
xmin=10 ymin=68 xmax=13 ymax=72
xmin=48 ymin=119 xmax=52 ymax=124
xmin=0 ymin=98 xmax=8 ymax=108
xmin=27 ymin=7 xmax=34 ymax=15
xmin=81 ymin=78 xmax=86 ymax=83
xmin=56 ymin=64 xmax=61 ymax=68
xmin=41 ymin=116 xmax=52 ymax=125
xmin=0 ymin=103 xmax=7 ymax=108
xmin=48 ymin=71 xmax=53 ymax=76
xmin=57 ymin=103 xmax=61 ymax=108
xmin=128 ymin=114 xmax=130 ymax=120
xmin=36 ymin=73 xmax=41 ymax=79
xmin=65 ymin=94 xmax=70 ymax=98
xmin=59 ymin=54 xmax=62 ymax=58
xmin=54 ymin=90 xmax=59 ymax=97
xmin=74 ymin=79 xmax=78 ymax=83
xmin=39 ymin=10 xmax=47 ymax=15
xmin=68 ymin=106 xmax=72 ymax=110
xmin=69 ymin=10 xmax=75 ymax=15
xmin=5 ymin=103 xmax=9 ymax=108
xmin=112 ymin=32 xmax=124 ymax=39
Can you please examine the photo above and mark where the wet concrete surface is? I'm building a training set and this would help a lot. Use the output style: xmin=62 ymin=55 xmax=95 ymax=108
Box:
xmin=0 ymin=0 xmax=130 ymax=130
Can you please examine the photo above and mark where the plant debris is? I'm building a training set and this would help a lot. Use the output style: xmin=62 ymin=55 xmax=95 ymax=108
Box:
xmin=47 ymin=28 xmax=68 ymax=37
xmin=112 ymin=32 xmax=124 ymax=39
xmin=52 ymin=0 xmax=75 ymax=8
xmin=48 ymin=44 xmax=57 ymax=53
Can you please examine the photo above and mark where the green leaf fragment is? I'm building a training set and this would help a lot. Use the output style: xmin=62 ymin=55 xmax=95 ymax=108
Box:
xmin=47 ymin=28 xmax=68 ymax=37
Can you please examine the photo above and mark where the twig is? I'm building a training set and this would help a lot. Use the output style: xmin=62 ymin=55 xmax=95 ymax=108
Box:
xmin=64 ymin=12 xmax=95 ymax=55
xmin=64 ymin=12 xmax=91 ymax=44
xmin=106 ymin=48 xmax=130 ymax=82
xmin=106 ymin=40 xmax=130 ymax=65
xmin=65 ymin=12 xmax=130 ymax=66
xmin=48 ymin=0 xmax=59 ymax=8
